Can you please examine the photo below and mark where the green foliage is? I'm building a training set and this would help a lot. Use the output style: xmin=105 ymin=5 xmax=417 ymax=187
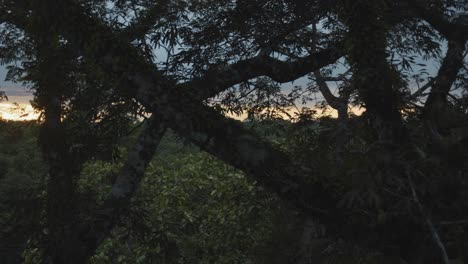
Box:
xmin=0 ymin=121 xmax=46 ymax=263
xmin=86 ymin=153 xmax=274 ymax=263
xmin=1 ymin=0 xmax=467 ymax=262
xmin=3 ymin=128 xmax=278 ymax=263
xmin=3 ymin=113 xmax=468 ymax=263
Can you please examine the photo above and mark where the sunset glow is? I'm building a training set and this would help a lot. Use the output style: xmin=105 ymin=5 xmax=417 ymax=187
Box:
xmin=0 ymin=101 xmax=365 ymax=122
xmin=0 ymin=102 xmax=39 ymax=121
xmin=227 ymin=105 xmax=365 ymax=120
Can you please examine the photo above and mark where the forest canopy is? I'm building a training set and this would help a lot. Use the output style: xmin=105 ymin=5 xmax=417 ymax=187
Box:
xmin=0 ymin=0 xmax=467 ymax=263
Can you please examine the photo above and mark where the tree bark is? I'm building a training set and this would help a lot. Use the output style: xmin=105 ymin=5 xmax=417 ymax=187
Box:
xmin=423 ymin=39 xmax=466 ymax=136
xmin=29 ymin=3 xmax=168 ymax=261
xmin=341 ymin=0 xmax=408 ymax=145
xmin=65 ymin=115 xmax=167 ymax=264
xmin=32 ymin=7 xmax=82 ymax=260
xmin=314 ymin=70 xmax=350 ymax=161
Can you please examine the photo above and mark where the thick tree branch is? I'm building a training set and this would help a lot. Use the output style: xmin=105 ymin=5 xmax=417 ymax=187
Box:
xmin=0 ymin=1 xmax=337 ymax=256
xmin=423 ymin=39 xmax=466 ymax=121
xmin=0 ymin=0 xmax=350 ymax=256
xmin=5 ymin=1 xmax=454 ymax=259
xmin=73 ymin=115 xmax=167 ymax=263
xmin=405 ymin=0 xmax=468 ymax=41
xmin=165 ymin=102 xmax=334 ymax=217
xmin=11 ymin=0 xmax=340 ymax=192
xmin=179 ymin=45 xmax=345 ymax=101
xmin=0 ymin=1 xmax=339 ymax=221
xmin=313 ymin=70 xmax=343 ymax=110
xmin=2 ymin=0 xmax=343 ymax=107
xmin=320 ymin=76 xmax=348 ymax=82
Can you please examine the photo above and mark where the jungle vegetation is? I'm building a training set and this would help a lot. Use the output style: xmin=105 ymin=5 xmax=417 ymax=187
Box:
xmin=0 ymin=0 xmax=468 ymax=263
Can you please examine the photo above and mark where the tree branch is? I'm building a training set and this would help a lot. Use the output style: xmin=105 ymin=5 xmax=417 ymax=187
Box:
xmin=178 ymin=44 xmax=345 ymax=101
xmin=410 ymin=78 xmax=434 ymax=100
xmin=0 ymin=0 xmax=348 ymax=255
xmin=423 ymin=39 xmax=466 ymax=119
xmin=17 ymin=0 xmax=340 ymax=198
xmin=405 ymin=0 xmax=468 ymax=41
xmin=76 ymin=115 xmax=166 ymax=263
xmin=2 ymin=0 xmax=344 ymax=107
xmin=118 ymin=0 xmax=171 ymax=41
xmin=408 ymin=174 xmax=450 ymax=264
xmin=165 ymin=102 xmax=335 ymax=217
xmin=313 ymin=70 xmax=342 ymax=110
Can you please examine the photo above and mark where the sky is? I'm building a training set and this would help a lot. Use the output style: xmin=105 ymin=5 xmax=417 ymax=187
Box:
xmin=0 ymin=65 xmax=39 ymax=120
xmin=0 ymin=61 xmax=330 ymax=121
xmin=0 ymin=65 xmax=33 ymax=102
xmin=0 ymin=51 xmax=442 ymax=121
xmin=0 ymin=1 xmax=451 ymax=122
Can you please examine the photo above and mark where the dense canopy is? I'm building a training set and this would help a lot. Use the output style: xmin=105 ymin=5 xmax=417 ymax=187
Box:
xmin=0 ymin=0 xmax=467 ymax=263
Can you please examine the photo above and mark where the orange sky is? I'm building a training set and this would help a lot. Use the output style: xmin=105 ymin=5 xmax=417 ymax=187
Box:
xmin=0 ymin=102 xmax=39 ymax=121
xmin=0 ymin=82 xmax=364 ymax=122
xmin=0 ymin=99 xmax=363 ymax=122
xmin=225 ymin=105 xmax=365 ymax=120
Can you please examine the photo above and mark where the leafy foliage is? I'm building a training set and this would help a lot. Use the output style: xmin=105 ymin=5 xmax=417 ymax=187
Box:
xmin=0 ymin=121 xmax=46 ymax=264
xmin=0 ymin=0 xmax=467 ymax=263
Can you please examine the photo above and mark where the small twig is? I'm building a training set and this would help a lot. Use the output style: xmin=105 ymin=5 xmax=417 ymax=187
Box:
xmin=410 ymin=78 xmax=434 ymax=100
xmin=408 ymin=174 xmax=450 ymax=264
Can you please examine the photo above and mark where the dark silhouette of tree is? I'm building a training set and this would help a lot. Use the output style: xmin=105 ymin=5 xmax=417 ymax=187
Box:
xmin=0 ymin=0 xmax=467 ymax=263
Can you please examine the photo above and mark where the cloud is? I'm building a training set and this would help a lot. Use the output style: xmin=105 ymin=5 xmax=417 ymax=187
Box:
xmin=0 ymin=86 xmax=33 ymax=96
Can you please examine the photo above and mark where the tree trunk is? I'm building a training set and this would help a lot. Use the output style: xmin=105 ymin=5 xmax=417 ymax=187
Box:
xmin=34 ymin=30 xmax=82 ymax=263
xmin=341 ymin=0 xmax=408 ymax=145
